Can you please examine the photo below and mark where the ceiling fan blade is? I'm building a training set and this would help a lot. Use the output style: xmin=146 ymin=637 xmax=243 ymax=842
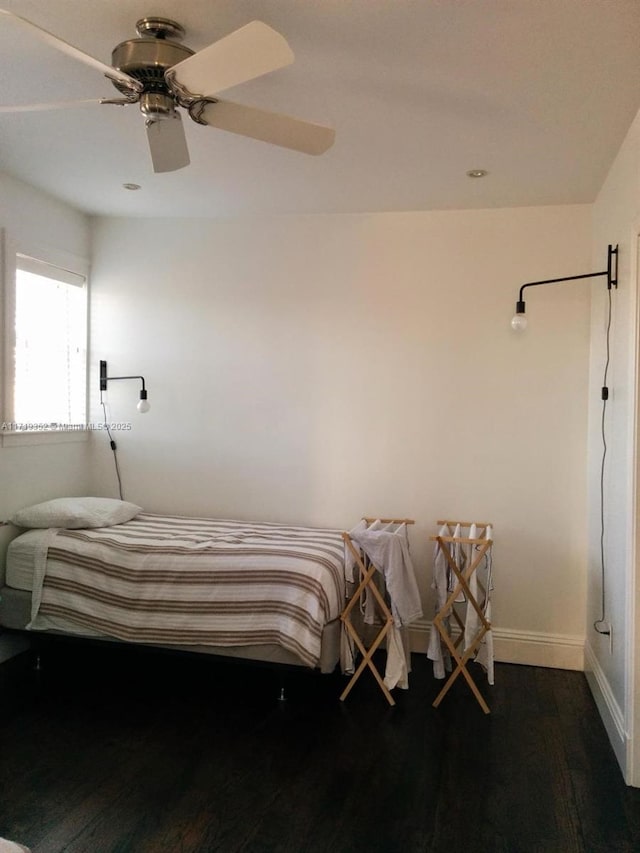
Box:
xmin=146 ymin=112 xmax=190 ymax=173
xmin=191 ymin=99 xmax=335 ymax=155
xmin=0 ymin=8 xmax=143 ymax=95
xmin=0 ymin=98 xmax=104 ymax=113
xmin=167 ymin=21 xmax=294 ymax=99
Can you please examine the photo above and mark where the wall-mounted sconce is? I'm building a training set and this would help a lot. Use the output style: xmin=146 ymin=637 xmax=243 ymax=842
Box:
xmin=510 ymin=245 xmax=620 ymax=639
xmin=99 ymin=360 xmax=150 ymax=413
xmin=511 ymin=244 xmax=618 ymax=331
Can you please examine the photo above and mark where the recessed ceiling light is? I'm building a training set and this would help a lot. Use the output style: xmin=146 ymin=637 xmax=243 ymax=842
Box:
xmin=466 ymin=169 xmax=488 ymax=178
xmin=122 ymin=182 xmax=141 ymax=191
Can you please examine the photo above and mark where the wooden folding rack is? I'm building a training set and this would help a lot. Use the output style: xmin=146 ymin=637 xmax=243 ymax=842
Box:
xmin=429 ymin=520 xmax=493 ymax=714
xmin=340 ymin=517 xmax=415 ymax=707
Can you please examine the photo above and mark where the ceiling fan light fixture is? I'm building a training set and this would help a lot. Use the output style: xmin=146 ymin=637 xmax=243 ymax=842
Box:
xmin=140 ymin=91 xmax=176 ymax=120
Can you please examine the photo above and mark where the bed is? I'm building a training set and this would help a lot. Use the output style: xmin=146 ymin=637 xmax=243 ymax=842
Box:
xmin=0 ymin=500 xmax=346 ymax=673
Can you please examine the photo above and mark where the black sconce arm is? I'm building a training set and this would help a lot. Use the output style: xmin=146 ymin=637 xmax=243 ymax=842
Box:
xmin=102 ymin=373 xmax=146 ymax=392
xmin=514 ymin=244 xmax=618 ymax=316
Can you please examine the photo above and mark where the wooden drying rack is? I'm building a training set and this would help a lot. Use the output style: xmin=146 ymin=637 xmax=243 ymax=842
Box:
xmin=340 ymin=518 xmax=415 ymax=707
xmin=429 ymin=520 xmax=493 ymax=714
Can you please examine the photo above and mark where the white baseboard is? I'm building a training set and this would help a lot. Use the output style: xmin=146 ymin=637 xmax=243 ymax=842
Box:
xmin=584 ymin=641 xmax=628 ymax=778
xmin=409 ymin=619 xmax=584 ymax=671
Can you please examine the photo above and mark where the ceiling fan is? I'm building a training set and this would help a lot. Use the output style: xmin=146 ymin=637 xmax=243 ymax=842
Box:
xmin=0 ymin=10 xmax=335 ymax=172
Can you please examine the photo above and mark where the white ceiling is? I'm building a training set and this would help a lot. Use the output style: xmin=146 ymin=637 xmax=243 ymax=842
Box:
xmin=1 ymin=0 xmax=639 ymax=218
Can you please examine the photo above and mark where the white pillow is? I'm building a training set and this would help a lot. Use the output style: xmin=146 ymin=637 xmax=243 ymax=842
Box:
xmin=11 ymin=497 xmax=142 ymax=529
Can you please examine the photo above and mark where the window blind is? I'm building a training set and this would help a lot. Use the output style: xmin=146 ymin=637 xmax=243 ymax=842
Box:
xmin=13 ymin=255 xmax=87 ymax=426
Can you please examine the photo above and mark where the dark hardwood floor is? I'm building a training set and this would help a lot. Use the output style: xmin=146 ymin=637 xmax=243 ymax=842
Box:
xmin=1 ymin=638 xmax=639 ymax=853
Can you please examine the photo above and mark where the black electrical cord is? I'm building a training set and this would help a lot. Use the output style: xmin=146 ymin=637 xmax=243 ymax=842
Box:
xmin=594 ymin=287 xmax=612 ymax=636
xmin=100 ymin=394 xmax=124 ymax=501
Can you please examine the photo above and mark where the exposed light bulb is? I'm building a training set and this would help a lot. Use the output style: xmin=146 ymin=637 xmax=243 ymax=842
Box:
xmin=137 ymin=391 xmax=150 ymax=413
xmin=511 ymin=312 xmax=528 ymax=332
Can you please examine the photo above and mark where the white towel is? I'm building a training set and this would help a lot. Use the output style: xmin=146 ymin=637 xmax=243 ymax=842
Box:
xmin=343 ymin=518 xmax=367 ymax=584
xmin=384 ymin=625 xmax=411 ymax=690
xmin=427 ymin=525 xmax=452 ymax=679
xmin=475 ymin=599 xmax=495 ymax=685
xmin=350 ymin=523 xmax=422 ymax=627
xmin=474 ymin=527 xmax=495 ymax=684
xmin=451 ymin=523 xmax=466 ymax=602
xmin=463 ymin=523 xmax=479 ymax=651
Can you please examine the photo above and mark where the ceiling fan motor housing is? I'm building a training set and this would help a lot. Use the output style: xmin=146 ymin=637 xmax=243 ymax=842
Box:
xmin=111 ymin=18 xmax=194 ymax=119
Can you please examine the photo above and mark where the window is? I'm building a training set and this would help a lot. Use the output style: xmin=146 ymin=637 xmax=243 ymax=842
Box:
xmin=3 ymin=248 xmax=88 ymax=433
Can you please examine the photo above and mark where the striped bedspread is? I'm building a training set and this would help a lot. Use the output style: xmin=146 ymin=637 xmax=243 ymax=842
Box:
xmin=28 ymin=513 xmax=345 ymax=668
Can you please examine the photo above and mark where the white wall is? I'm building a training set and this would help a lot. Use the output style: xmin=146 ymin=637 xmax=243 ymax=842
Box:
xmin=90 ymin=205 xmax=592 ymax=663
xmin=0 ymin=171 xmax=91 ymax=520
xmin=587 ymin=107 xmax=640 ymax=783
